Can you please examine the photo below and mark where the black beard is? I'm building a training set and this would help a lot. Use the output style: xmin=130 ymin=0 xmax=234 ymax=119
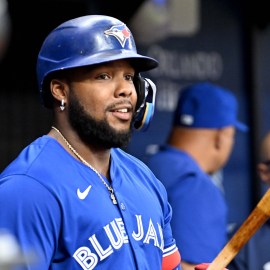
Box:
xmin=68 ymin=90 xmax=132 ymax=149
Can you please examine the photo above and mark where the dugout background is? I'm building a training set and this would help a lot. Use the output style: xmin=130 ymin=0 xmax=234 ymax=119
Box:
xmin=0 ymin=0 xmax=270 ymax=231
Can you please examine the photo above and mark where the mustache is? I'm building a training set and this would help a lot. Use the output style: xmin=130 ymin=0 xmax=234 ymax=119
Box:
xmin=106 ymin=100 xmax=134 ymax=112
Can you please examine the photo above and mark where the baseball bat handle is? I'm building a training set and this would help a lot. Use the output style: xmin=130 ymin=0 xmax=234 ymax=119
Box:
xmin=207 ymin=188 xmax=270 ymax=270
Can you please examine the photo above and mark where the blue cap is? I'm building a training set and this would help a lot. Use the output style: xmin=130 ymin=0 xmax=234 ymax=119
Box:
xmin=173 ymin=82 xmax=248 ymax=132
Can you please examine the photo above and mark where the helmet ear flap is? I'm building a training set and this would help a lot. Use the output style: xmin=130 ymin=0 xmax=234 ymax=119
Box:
xmin=133 ymin=75 xmax=157 ymax=131
xmin=134 ymin=75 xmax=145 ymax=112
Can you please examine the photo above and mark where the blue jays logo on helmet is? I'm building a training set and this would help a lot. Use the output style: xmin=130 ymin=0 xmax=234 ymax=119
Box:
xmin=104 ymin=24 xmax=131 ymax=48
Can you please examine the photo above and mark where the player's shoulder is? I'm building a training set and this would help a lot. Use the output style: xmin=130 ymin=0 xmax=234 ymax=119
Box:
xmin=148 ymin=145 xmax=196 ymax=168
xmin=111 ymin=148 xmax=164 ymax=185
xmin=0 ymin=136 xmax=67 ymax=191
xmin=112 ymin=148 xmax=150 ymax=170
xmin=1 ymin=136 xmax=57 ymax=176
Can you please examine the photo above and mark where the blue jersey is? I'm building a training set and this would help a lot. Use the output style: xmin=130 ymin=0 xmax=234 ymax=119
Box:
xmin=0 ymin=136 xmax=179 ymax=270
xmin=147 ymin=145 xmax=228 ymax=264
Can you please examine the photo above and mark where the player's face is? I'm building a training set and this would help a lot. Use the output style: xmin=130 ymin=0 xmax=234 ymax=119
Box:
xmin=66 ymin=60 xmax=137 ymax=148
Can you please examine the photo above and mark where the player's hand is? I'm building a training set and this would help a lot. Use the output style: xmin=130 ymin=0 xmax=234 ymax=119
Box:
xmin=194 ymin=263 xmax=228 ymax=270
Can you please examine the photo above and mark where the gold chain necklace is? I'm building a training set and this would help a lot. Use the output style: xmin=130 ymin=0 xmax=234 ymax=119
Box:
xmin=51 ymin=126 xmax=118 ymax=205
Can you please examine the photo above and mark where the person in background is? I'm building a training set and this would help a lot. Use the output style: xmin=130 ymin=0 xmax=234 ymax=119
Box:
xmin=257 ymin=132 xmax=270 ymax=187
xmin=0 ymin=15 xmax=181 ymax=269
xmin=228 ymin=131 xmax=270 ymax=270
xmin=147 ymin=82 xmax=248 ymax=270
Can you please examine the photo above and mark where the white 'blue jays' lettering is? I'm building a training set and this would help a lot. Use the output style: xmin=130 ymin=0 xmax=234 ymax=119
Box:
xmin=73 ymin=215 xmax=163 ymax=269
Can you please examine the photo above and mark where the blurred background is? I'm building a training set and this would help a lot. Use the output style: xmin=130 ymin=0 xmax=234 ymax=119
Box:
xmin=0 ymin=0 xmax=270 ymax=233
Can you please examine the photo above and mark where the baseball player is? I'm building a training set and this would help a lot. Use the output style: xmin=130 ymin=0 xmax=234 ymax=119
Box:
xmin=147 ymin=82 xmax=248 ymax=270
xmin=0 ymin=15 xmax=181 ymax=269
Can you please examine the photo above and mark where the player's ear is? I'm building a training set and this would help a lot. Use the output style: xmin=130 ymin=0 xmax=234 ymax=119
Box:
xmin=50 ymin=79 xmax=67 ymax=103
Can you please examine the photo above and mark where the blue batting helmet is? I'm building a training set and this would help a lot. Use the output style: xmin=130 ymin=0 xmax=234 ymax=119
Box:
xmin=36 ymin=15 xmax=158 ymax=107
xmin=36 ymin=15 xmax=158 ymax=131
